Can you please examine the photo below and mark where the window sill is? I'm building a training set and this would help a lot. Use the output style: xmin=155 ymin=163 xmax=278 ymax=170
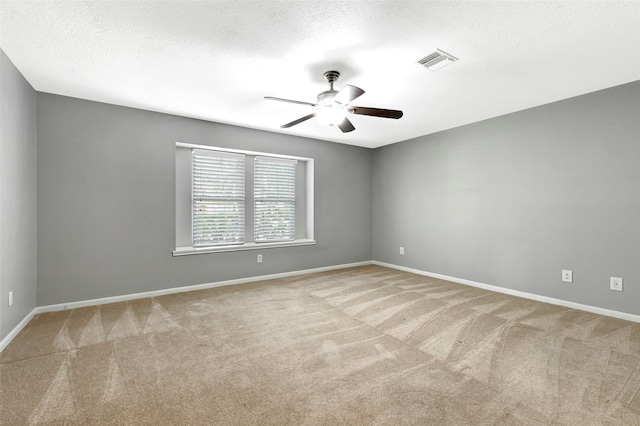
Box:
xmin=172 ymin=239 xmax=316 ymax=256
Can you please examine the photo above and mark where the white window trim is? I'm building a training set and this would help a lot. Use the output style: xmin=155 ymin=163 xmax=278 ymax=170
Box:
xmin=173 ymin=239 xmax=316 ymax=256
xmin=173 ymin=142 xmax=315 ymax=256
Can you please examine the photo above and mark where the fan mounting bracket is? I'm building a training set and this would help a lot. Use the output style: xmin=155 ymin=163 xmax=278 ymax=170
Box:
xmin=323 ymin=71 xmax=340 ymax=83
xmin=323 ymin=71 xmax=340 ymax=91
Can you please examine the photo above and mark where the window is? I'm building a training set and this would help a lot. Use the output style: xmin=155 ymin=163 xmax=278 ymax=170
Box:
xmin=192 ymin=150 xmax=245 ymax=247
xmin=254 ymin=156 xmax=296 ymax=242
xmin=174 ymin=143 xmax=314 ymax=255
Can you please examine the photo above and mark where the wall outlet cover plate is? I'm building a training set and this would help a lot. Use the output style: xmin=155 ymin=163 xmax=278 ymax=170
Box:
xmin=610 ymin=277 xmax=623 ymax=291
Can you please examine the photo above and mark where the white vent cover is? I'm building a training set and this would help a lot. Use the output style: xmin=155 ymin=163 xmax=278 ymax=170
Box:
xmin=417 ymin=49 xmax=458 ymax=71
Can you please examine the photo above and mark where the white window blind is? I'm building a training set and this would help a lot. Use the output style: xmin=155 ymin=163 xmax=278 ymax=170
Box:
xmin=254 ymin=156 xmax=297 ymax=242
xmin=192 ymin=149 xmax=245 ymax=246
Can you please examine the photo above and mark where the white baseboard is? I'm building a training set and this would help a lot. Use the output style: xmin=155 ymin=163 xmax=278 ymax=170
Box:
xmin=373 ymin=261 xmax=640 ymax=324
xmin=37 ymin=261 xmax=373 ymax=313
xmin=0 ymin=308 xmax=38 ymax=353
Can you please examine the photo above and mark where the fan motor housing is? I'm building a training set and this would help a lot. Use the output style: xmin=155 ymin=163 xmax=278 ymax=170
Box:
xmin=317 ymin=90 xmax=338 ymax=105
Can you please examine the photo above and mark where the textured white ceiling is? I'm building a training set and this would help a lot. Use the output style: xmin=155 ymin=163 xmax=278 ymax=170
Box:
xmin=1 ymin=1 xmax=639 ymax=148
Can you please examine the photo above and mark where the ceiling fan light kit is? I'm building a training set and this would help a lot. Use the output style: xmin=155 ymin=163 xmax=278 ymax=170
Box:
xmin=265 ymin=70 xmax=403 ymax=133
xmin=315 ymin=105 xmax=347 ymax=126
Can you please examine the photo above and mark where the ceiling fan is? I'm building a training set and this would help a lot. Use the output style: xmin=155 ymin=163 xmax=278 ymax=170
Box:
xmin=265 ymin=71 xmax=403 ymax=133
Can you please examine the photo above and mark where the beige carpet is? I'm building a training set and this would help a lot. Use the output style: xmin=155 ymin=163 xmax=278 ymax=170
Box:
xmin=1 ymin=265 xmax=639 ymax=425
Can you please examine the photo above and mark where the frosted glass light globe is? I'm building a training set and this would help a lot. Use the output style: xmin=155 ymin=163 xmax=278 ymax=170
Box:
xmin=316 ymin=105 xmax=346 ymax=126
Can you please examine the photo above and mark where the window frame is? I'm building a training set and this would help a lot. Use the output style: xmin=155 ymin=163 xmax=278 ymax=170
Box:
xmin=173 ymin=142 xmax=315 ymax=256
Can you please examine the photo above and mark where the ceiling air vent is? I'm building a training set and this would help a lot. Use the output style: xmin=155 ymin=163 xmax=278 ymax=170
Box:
xmin=417 ymin=49 xmax=458 ymax=71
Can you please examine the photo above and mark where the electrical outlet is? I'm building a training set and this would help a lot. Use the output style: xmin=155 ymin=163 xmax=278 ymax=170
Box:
xmin=8 ymin=291 xmax=13 ymax=306
xmin=610 ymin=277 xmax=623 ymax=292
xmin=257 ymin=254 xmax=263 ymax=263
xmin=562 ymin=270 xmax=573 ymax=283
xmin=399 ymin=247 xmax=405 ymax=255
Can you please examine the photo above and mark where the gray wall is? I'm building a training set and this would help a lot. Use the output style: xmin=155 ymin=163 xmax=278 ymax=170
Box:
xmin=20 ymin=66 xmax=640 ymax=318
xmin=0 ymin=50 xmax=37 ymax=341
xmin=373 ymin=80 xmax=640 ymax=315
xmin=37 ymin=93 xmax=373 ymax=306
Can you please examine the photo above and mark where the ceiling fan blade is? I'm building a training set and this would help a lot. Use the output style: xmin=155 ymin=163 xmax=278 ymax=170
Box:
xmin=337 ymin=117 xmax=355 ymax=133
xmin=265 ymin=96 xmax=316 ymax=107
xmin=333 ymin=85 xmax=365 ymax=105
xmin=350 ymin=106 xmax=403 ymax=119
xmin=281 ymin=113 xmax=315 ymax=128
